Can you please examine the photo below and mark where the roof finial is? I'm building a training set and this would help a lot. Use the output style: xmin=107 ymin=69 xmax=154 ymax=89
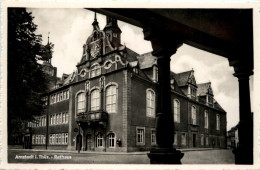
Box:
xmin=47 ymin=32 xmax=50 ymax=44
xmin=94 ymin=12 xmax=97 ymax=21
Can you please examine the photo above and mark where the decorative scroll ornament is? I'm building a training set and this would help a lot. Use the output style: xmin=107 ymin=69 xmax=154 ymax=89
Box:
xmin=89 ymin=40 xmax=101 ymax=58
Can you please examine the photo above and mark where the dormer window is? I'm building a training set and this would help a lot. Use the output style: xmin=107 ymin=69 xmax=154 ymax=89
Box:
xmin=153 ymin=66 xmax=158 ymax=83
xmin=208 ymin=95 xmax=213 ymax=104
xmin=133 ymin=67 xmax=138 ymax=74
xmin=190 ymin=86 xmax=197 ymax=97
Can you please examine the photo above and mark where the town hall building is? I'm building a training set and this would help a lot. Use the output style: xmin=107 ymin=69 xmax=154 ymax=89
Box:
xmin=25 ymin=14 xmax=227 ymax=152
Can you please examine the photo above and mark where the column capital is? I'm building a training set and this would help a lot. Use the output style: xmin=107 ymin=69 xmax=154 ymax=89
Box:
xmin=143 ymin=26 xmax=183 ymax=57
xmin=233 ymin=64 xmax=253 ymax=80
xmin=229 ymin=58 xmax=253 ymax=80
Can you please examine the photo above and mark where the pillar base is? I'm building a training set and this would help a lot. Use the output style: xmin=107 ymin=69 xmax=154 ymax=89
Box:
xmin=233 ymin=147 xmax=253 ymax=164
xmin=147 ymin=147 xmax=184 ymax=164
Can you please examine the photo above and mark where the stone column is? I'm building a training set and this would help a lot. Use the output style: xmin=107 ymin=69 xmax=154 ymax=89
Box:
xmin=232 ymin=64 xmax=253 ymax=164
xmin=144 ymin=27 xmax=184 ymax=164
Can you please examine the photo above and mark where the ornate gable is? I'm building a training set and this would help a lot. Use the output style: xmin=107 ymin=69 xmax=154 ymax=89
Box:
xmin=188 ymin=71 xmax=197 ymax=87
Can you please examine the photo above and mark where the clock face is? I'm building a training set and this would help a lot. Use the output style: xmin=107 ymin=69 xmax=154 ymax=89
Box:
xmin=90 ymin=42 xmax=101 ymax=58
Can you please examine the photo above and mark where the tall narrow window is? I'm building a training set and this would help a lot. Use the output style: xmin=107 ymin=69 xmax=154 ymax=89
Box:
xmin=151 ymin=130 xmax=156 ymax=145
xmin=146 ymin=89 xmax=155 ymax=117
xmin=136 ymin=128 xmax=145 ymax=145
xmin=216 ymin=114 xmax=220 ymax=130
xmin=191 ymin=106 xmax=196 ymax=125
xmin=91 ymin=89 xmax=100 ymax=111
xmin=77 ymin=92 xmax=86 ymax=113
xmin=174 ymin=99 xmax=180 ymax=123
xmin=66 ymin=90 xmax=69 ymax=99
xmin=54 ymin=94 xmax=56 ymax=103
xmin=108 ymin=133 xmax=115 ymax=148
xmin=65 ymin=133 xmax=68 ymax=144
xmin=201 ymin=134 xmax=204 ymax=146
xmin=106 ymin=85 xmax=117 ymax=113
xmin=53 ymin=115 xmax=56 ymax=125
xmin=206 ymin=136 xmax=209 ymax=146
xmin=66 ymin=112 xmax=69 ymax=123
xmin=181 ymin=133 xmax=186 ymax=145
xmin=96 ymin=133 xmax=103 ymax=147
xmin=62 ymin=113 xmax=65 ymax=123
xmin=204 ymin=110 xmax=209 ymax=129
xmin=174 ymin=132 xmax=177 ymax=145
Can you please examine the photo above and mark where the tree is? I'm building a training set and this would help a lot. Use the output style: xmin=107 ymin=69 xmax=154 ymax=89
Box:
xmin=8 ymin=8 xmax=49 ymax=142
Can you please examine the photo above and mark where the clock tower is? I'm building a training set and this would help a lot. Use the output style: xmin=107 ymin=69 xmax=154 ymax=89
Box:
xmin=103 ymin=16 xmax=122 ymax=48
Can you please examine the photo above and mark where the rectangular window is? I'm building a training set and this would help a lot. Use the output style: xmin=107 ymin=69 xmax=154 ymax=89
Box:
xmin=63 ymin=91 xmax=66 ymax=100
xmin=136 ymin=127 xmax=145 ymax=145
xmin=151 ymin=130 xmax=156 ymax=145
xmin=91 ymin=90 xmax=100 ymax=111
xmin=206 ymin=136 xmax=209 ymax=146
xmin=60 ymin=92 xmax=63 ymax=101
xmin=65 ymin=133 xmax=68 ymax=144
xmin=174 ymin=99 xmax=180 ymax=123
xmin=54 ymin=94 xmax=56 ymax=103
xmin=61 ymin=133 xmax=65 ymax=144
xmin=77 ymin=93 xmax=86 ymax=113
xmin=50 ymin=96 xmax=53 ymax=104
xmin=201 ymin=134 xmax=204 ymax=146
xmin=56 ymin=134 xmax=59 ymax=144
xmin=106 ymin=86 xmax=117 ymax=113
xmin=57 ymin=93 xmax=60 ymax=102
xmin=204 ymin=111 xmax=209 ymax=129
xmin=191 ymin=106 xmax=196 ymax=125
xmin=49 ymin=135 xmax=52 ymax=144
xmin=66 ymin=90 xmax=69 ymax=99
xmin=66 ymin=113 xmax=69 ymax=123
xmin=181 ymin=133 xmax=186 ymax=145
xmin=96 ymin=134 xmax=103 ymax=147
xmin=108 ymin=133 xmax=115 ymax=148
xmin=174 ymin=132 xmax=177 ymax=145
xmin=32 ymin=135 xmax=35 ymax=144
xmin=56 ymin=114 xmax=59 ymax=124
xmin=216 ymin=114 xmax=220 ymax=130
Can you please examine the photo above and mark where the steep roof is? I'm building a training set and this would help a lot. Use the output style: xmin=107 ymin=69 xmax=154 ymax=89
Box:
xmin=174 ymin=70 xmax=193 ymax=87
xmin=125 ymin=47 xmax=139 ymax=62
xmin=137 ymin=52 xmax=157 ymax=69
xmin=197 ymin=82 xmax=211 ymax=96
xmin=214 ymin=100 xmax=225 ymax=112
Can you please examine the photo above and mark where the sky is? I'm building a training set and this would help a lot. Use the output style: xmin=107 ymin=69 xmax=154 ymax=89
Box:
xmin=27 ymin=8 xmax=254 ymax=130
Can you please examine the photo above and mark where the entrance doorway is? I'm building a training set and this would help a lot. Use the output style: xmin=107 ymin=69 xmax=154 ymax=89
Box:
xmin=86 ymin=134 xmax=92 ymax=151
xmin=193 ymin=134 xmax=196 ymax=147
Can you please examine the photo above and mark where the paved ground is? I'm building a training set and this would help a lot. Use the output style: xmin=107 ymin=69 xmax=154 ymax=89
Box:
xmin=8 ymin=148 xmax=234 ymax=164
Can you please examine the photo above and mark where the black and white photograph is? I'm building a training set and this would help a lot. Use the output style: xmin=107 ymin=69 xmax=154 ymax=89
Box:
xmin=1 ymin=2 xmax=260 ymax=169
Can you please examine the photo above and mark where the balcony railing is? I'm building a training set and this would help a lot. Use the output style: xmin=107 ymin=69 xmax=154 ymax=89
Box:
xmin=76 ymin=111 xmax=108 ymax=123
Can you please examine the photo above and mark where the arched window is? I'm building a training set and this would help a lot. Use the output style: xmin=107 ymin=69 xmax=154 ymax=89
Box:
xmin=96 ymin=133 xmax=103 ymax=148
xmin=91 ymin=64 xmax=101 ymax=78
xmin=106 ymin=85 xmax=117 ymax=113
xmin=191 ymin=106 xmax=196 ymax=125
xmin=108 ymin=133 xmax=115 ymax=148
xmin=91 ymin=89 xmax=100 ymax=111
xmin=77 ymin=92 xmax=86 ymax=113
xmin=146 ymin=89 xmax=155 ymax=117
xmin=174 ymin=99 xmax=180 ymax=123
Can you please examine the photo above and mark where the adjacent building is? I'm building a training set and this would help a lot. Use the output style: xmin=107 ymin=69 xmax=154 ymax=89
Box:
xmin=25 ymin=15 xmax=227 ymax=152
